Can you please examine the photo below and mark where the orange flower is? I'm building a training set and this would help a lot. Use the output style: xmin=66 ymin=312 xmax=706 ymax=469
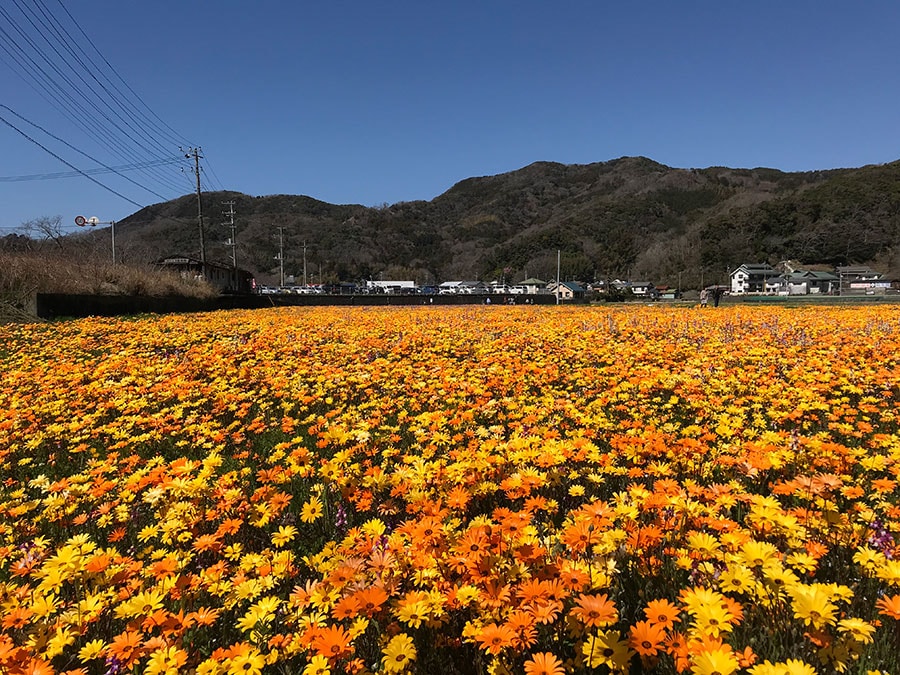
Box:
xmin=629 ymin=620 xmax=667 ymax=657
xmin=876 ymin=594 xmax=900 ymax=620
xmin=187 ymin=606 xmax=222 ymax=626
xmin=475 ymin=623 xmax=516 ymax=655
xmin=108 ymin=630 xmax=144 ymax=667
xmin=17 ymin=658 xmax=55 ymax=675
xmin=558 ymin=561 xmax=591 ymax=591
xmin=505 ymin=609 xmax=537 ymax=649
xmin=192 ymin=533 xmax=222 ymax=553
xmin=560 ymin=519 xmax=595 ymax=553
xmin=570 ymin=593 xmax=618 ymax=628
xmin=332 ymin=595 xmax=361 ymax=620
xmin=644 ymin=598 xmax=681 ymax=629
xmin=524 ymin=651 xmax=565 ymax=675
xmin=108 ymin=527 xmax=126 ymax=543
xmin=312 ymin=625 xmax=354 ymax=660
xmin=1 ymin=606 xmax=33 ymax=630
xmin=353 ymin=586 xmax=389 ymax=616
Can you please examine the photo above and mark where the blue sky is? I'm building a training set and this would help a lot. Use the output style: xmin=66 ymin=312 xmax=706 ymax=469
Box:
xmin=2 ymin=0 xmax=899 ymax=235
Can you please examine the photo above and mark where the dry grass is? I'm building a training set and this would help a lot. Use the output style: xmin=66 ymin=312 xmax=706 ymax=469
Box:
xmin=0 ymin=252 xmax=218 ymax=321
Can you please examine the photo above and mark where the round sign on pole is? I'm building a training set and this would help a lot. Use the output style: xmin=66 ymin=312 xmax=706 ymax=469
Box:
xmin=88 ymin=216 xmax=100 ymax=225
xmin=74 ymin=215 xmax=86 ymax=227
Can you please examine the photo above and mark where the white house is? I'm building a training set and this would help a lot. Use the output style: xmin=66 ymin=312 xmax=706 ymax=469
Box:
xmin=730 ymin=264 xmax=778 ymax=294
xmin=367 ymin=280 xmax=415 ymax=293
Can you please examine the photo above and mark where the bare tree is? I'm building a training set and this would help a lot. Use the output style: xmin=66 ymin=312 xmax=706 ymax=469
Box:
xmin=21 ymin=215 xmax=65 ymax=252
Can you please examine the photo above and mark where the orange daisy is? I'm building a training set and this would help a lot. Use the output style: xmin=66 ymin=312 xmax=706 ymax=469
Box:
xmin=524 ymin=651 xmax=565 ymax=675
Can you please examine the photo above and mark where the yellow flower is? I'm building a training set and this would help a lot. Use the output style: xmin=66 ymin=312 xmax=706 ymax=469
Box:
xmin=876 ymin=559 xmax=900 ymax=586
xmin=78 ymin=639 xmax=107 ymax=661
xmin=228 ymin=647 xmax=265 ymax=675
xmin=303 ymin=655 xmax=331 ymax=675
xmin=691 ymin=648 xmax=739 ymax=675
xmin=114 ymin=587 xmax=167 ymax=619
xmin=301 ymin=496 xmax=324 ymax=523
xmin=691 ymin=602 xmax=735 ymax=638
xmin=837 ymin=617 xmax=876 ymax=644
xmin=740 ymin=540 xmax=780 ymax=568
xmin=397 ymin=600 xmax=430 ymax=629
xmin=789 ymin=584 xmax=837 ymax=629
xmin=382 ymin=633 xmax=416 ymax=672
xmin=145 ymin=646 xmax=188 ymax=675
xmin=237 ymin=596 xmax=281 ymax=632
xmin=272 ymin=524 xmax=298 ymax=547
xmin=749 ymin=659 xmax=816 ymax=675
xmin=719 ymin=564 xmax=755 ymax=595
xmin=44 ymin=625 xmax=76 ymax=659
xmin=582 ymin=630 xmax=634 ymax=671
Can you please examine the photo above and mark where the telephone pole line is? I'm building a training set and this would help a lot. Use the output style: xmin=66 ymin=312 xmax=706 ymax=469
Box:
xmin=223 ymin=201 xmax=236 ymax=268
xmin=302 ymin=240 xmax=308 ymax=286
xmin=277 ymin=226 xmax=285 ymax=287
xmin=184 ymin=147 xmax=206 ymax=263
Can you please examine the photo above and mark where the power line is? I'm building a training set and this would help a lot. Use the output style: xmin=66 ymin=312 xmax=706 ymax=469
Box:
xmin=0 ymin=157 xmax=182 ymax=182
xmin=0 ymin=1 xmax=197 ymax=198
xmin=1 ymin=104 xmax=173 ymax=199
xmin=0 ymin=109 xmax=144 ymax=209
xmin=0 ymin=18 xmax=186 ymax=196
xmin=26 ymin=0 xmax=186 ymax=159
xmin=51 ymin=0 xmax=193 ymax=148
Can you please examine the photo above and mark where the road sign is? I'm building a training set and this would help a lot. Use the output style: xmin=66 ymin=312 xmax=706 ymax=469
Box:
xmin=74 ymin=215 xmax=86 ymax=227
xmin=88 ymin=216 xmax=99 ymax=225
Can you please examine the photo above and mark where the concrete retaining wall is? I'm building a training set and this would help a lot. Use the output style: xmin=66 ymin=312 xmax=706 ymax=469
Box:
xmin=34 ymin=292 xmax=563 ymax=319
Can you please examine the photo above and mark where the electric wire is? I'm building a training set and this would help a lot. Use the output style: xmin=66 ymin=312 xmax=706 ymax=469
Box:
xmin=27 ymin=0 xmax=186 ymax=159
xmin=0 ymin=109 xmax=144 ymax=209
xmin=20 ymin=0 xmax=195 ymax=193
xmin=1 ymin=104 xmax=173 ymax=199
xmin=0 ymin=158 xmax=183 ymax=182
xmin=51 ymin=0 xmax=193 ymax=149
xmin=202 ymin=157 xmax=226 ymax=192
xmin=0 ymin=15 xmax=186 ymax=196
xmin=0 ymin=2 xmax=196 ymax=197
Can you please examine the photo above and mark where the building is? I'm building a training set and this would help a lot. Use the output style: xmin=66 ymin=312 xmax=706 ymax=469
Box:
xmin=547 ymin=281 xmax=586 ymax=300
xmin=629 ymin=281 xmax=656 ymax=297
xmin=730 ymin=263 xmax=778 ymax=294
xmin=520 ymin=278 xmax=549 ymax=294
xmin=156 ymin=255 xmax=255 ymax=294
xmin=779 ymin=270 xmax=839 ymax=295
xmin=367 ymin=280 xmax=416 ymax=294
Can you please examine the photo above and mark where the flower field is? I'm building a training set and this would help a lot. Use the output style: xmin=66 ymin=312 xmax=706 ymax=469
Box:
xmin=1 ymin=305 xmax=899 ymax=675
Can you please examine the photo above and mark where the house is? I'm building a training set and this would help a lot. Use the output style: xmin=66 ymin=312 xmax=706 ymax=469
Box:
xmin=833 ymin=266 xmax=895 ymax=295
xmin=156 ymin=255 xmax=255 ymax=294
xmin=520 ymin=278 xmax=549 ymax=294
xmin=778 ymin=270 xmax=839 ymax=295
xmin=629 ymin=281 xmax=656 ymax=297
xmin=730 ymin=263 xmax=778 ymax=294
xmin=547 ymin=281 xmax=586 ymax=300
xmin=367 ymin=280 xmax=416 ymax=294
xmin=458 ymin=280 xmax=489 ymax=294
xmin=656 ymin=285 xmax=679 ymax=300
xmin=438 ymin=281 xmax=463 ymax=294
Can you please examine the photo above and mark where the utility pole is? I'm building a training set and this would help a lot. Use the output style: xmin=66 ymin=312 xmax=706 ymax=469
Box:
xmin=223 ymin=201 xmax=236 ymax=268
xmin=556 ymin=249 xmax=561 ymax=305
xmin=276 ymin=227 xmax=285 ymax=287
xmin=302 ymin=240 xmax=308 ymax=286
xmin=184 ymin=147 xmax=206 ymax=263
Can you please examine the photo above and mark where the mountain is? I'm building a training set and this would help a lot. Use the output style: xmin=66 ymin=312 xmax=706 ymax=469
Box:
xmin=110 ymin=156 xmax=900 ymax=288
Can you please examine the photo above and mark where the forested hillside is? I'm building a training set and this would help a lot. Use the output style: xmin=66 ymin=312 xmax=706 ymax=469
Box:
xmin=81 ymin=157 xmax=900 ymax=287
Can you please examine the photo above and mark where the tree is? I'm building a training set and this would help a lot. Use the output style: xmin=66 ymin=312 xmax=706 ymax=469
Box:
xmin=21 ymin=215 xmax=65 ymax=251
